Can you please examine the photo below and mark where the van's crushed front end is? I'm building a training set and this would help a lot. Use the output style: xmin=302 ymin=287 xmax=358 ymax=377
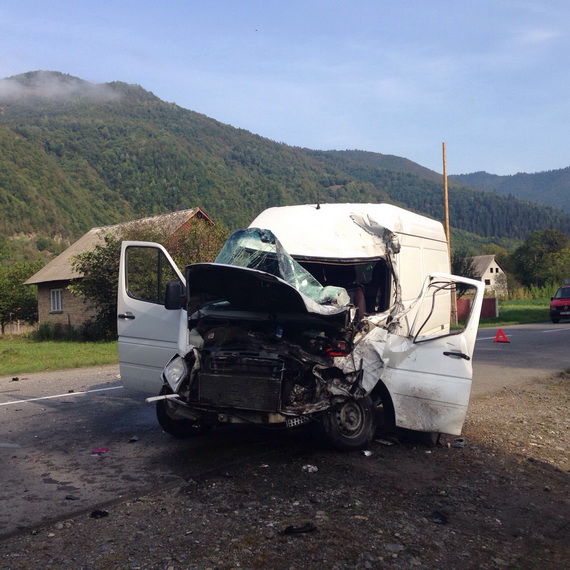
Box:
xmin=153 ymin=228 xmax=393 ymax=449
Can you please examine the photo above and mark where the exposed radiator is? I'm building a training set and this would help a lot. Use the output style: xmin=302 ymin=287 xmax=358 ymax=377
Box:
xmin=198 ymin=352 xmax=284 ymax=412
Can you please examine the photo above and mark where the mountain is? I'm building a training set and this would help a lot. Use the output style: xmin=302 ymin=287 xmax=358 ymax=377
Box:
xmin=1 ymin=71 xmax=569 ymax=260
xmin=451 ymin=169 xmax=570 ymax=214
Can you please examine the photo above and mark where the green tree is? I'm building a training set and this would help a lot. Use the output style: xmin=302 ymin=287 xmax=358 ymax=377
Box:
xmin=0 ymin=237 xmax=9 ymax=262
xmin=70 ymin=234 xmax=122 ymax=339
xmin=70 ymin=221 xmax=229 ymax=339
xmin=451 ymin=250 xmax=479 ymax=298
xmin=479 ymin=243 xmax=511 ymax=267
xmin=541 ymin=248 xmax=570 ymax=285
xmin=451 ymin=250 xmax=479 ymax=281
xmin=512 ymin=229 xmax=570 ymax=287
xmin=166 ymin=217 xmax=230 ymax=268
xmin=0 ymin=261 xmax=42 ymax=334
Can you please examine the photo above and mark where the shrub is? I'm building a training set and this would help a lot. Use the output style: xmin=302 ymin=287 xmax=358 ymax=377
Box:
xmin=29 ymin=321 xmax=102 ymax=342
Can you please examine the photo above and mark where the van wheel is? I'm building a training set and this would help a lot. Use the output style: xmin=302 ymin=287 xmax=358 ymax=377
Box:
xmin=323 ymin=397 xmax=376 ymax=451
xmin=156 ymin=387 xmax=212 ymax=439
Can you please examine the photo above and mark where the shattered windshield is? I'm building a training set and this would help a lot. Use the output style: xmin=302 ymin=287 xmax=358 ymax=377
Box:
xmin=215 ymin=228 xmax=349 ymax=307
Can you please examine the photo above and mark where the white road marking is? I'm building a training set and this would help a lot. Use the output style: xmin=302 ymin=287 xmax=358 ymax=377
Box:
xmin=477 ymin=325 xmax=570 ymax=341
xmin=0 ymin=385 xmax=124 ymax=406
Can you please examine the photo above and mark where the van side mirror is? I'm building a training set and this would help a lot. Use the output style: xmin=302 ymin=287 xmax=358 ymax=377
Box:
xmin=164 ymin=281 xmax=186 ymax=310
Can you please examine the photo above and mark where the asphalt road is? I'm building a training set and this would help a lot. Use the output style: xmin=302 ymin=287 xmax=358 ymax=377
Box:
xmin=472 ymin=322 xmax=570 ymax=395
xmin=1 ymin=321 xmax=569 ymax=538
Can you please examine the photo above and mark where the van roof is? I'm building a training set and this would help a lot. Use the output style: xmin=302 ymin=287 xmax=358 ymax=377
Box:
xmin=249 ymin=203 xmax=447 ymax=260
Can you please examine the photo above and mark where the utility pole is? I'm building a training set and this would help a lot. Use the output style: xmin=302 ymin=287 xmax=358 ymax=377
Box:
xmin=442 ymin=142 xmax=457 ymax=325
xmin=442 ymin=142 xmax=450 ymax=258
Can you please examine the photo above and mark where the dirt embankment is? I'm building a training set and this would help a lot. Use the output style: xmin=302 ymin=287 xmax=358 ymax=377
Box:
xmin=2 ymin=373 xmax=569 ymax=569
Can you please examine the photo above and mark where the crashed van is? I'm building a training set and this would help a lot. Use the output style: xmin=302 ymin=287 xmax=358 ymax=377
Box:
xmin=118 ymin=203 xmax=484 ymax=450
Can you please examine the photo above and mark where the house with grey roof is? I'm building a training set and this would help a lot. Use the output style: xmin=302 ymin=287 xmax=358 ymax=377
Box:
xmin=470 ymin=254 xmax=508 ymax=296
xmin=25 ymin=208 xmax=212 ymax=328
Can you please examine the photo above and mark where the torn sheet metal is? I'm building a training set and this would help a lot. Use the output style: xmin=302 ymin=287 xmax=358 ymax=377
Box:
xmin=334 ymin=325 xmax=389 ymax=394
xmin=350 ymin=214 xmax=401 ymax=255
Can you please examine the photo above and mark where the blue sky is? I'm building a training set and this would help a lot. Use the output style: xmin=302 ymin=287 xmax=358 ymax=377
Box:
xmin=0 ymin=1 xmax=568 ymax=175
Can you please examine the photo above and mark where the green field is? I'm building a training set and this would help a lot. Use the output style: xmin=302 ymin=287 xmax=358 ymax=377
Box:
xmin=0 ymin=339 xmax=118 ymax=376
xmin=479 ymin=298 xmax=551 ymax=327
xmin=0 ymin=299 xmax=553 ymax=376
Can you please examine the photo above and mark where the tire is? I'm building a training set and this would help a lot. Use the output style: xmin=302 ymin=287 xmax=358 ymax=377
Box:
xmin=156 ymin=386 xmax=212 ymax=439
xmin=322 ymin=396 xmax=376 ymax=451
xmin=551 ymin=318 xmax=560 ymax=324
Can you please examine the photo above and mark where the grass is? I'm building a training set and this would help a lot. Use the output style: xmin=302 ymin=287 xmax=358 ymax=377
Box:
xmin=479 ymin=298 xmax=551 ymax=327
xmin=0 ymin=338 xmax=118 ymax=376
xmin=0 ymin=299 xmax=553 ymax=376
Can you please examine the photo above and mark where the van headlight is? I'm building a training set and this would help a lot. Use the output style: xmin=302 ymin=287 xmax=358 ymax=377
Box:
xmin=163 ymin=356 xmax=187 ymax=392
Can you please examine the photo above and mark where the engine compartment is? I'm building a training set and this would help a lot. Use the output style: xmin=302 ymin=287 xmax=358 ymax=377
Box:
xmin=181 ymin=309 xmax=357 ymax=416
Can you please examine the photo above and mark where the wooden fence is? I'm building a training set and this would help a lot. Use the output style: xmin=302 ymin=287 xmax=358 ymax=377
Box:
xmin=457 ymin=297 xmax=498 ymax=320
xmin=2 ymin=322 xmax=37 ymax=336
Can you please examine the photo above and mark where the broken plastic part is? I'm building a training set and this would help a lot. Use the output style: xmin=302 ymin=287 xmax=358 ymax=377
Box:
xmin=145 ymin=393 xmax=180 ymax=403
xmin=282 ymin=523 xmax=317 ymax=535
xmin=430 ymin=510 xmax=448 ymax=524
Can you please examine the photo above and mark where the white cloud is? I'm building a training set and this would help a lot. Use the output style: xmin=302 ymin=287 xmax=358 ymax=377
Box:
xmin=519 ymin=28 xmax=561 ymax=44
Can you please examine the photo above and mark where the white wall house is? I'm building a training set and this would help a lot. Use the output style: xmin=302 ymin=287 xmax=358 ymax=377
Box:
xmin=471 ymin=255 xmax=508 ymax=296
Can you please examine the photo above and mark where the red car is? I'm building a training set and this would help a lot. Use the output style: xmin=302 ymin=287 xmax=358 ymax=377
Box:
xmin=550 ymin=286 xmax=570 ymax=323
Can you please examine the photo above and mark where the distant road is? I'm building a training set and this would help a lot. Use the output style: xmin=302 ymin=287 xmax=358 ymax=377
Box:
xmin=472 ymin=322 xmax=570 ymax=395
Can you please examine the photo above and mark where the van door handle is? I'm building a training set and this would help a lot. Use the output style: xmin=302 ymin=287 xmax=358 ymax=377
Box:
xmin=443 ymin=351 xmax=470 ymax=360
xmin=118 ymin=312 xmax=136 ymax=320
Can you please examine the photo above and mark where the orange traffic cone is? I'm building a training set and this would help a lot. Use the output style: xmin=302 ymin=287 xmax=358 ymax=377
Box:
xmin=494 ymin=329 xmax=510 ymax=343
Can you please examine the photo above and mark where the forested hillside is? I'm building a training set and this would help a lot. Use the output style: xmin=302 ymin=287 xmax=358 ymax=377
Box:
xmin=305 ymin=150 xmax=570 ymax=241
xmin=451 ymin=169 xmax=570 ymax=214
xmin=1 ymin=71 xmax=569 ymax=261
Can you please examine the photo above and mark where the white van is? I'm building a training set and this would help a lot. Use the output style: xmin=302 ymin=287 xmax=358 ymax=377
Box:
xmin=118 ymin=203 xmax=484 ymax=449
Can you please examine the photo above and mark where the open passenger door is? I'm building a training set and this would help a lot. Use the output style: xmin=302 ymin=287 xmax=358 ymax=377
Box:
xmin=381 ymin=273 xmax=485 ymax=435
xmin=118 ymin=242 xmax=185 ymax=395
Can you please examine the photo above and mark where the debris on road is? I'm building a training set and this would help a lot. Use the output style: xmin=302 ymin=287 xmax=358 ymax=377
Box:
xmin=430 ymin=510 xmax=449 ymax=525
xmin=282 ymin=523 xmax=317 ymax=535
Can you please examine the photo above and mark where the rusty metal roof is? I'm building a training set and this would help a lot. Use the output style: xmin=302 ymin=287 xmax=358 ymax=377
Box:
xmin=25 ymin=208 xmax=211 ymax=285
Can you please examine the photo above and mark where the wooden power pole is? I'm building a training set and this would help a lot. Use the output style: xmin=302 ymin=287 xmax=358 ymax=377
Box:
xmin=442 ymin=142 xmax=457 ymax=324
xmin=442 ymin=142 xmax=450 ymax=256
